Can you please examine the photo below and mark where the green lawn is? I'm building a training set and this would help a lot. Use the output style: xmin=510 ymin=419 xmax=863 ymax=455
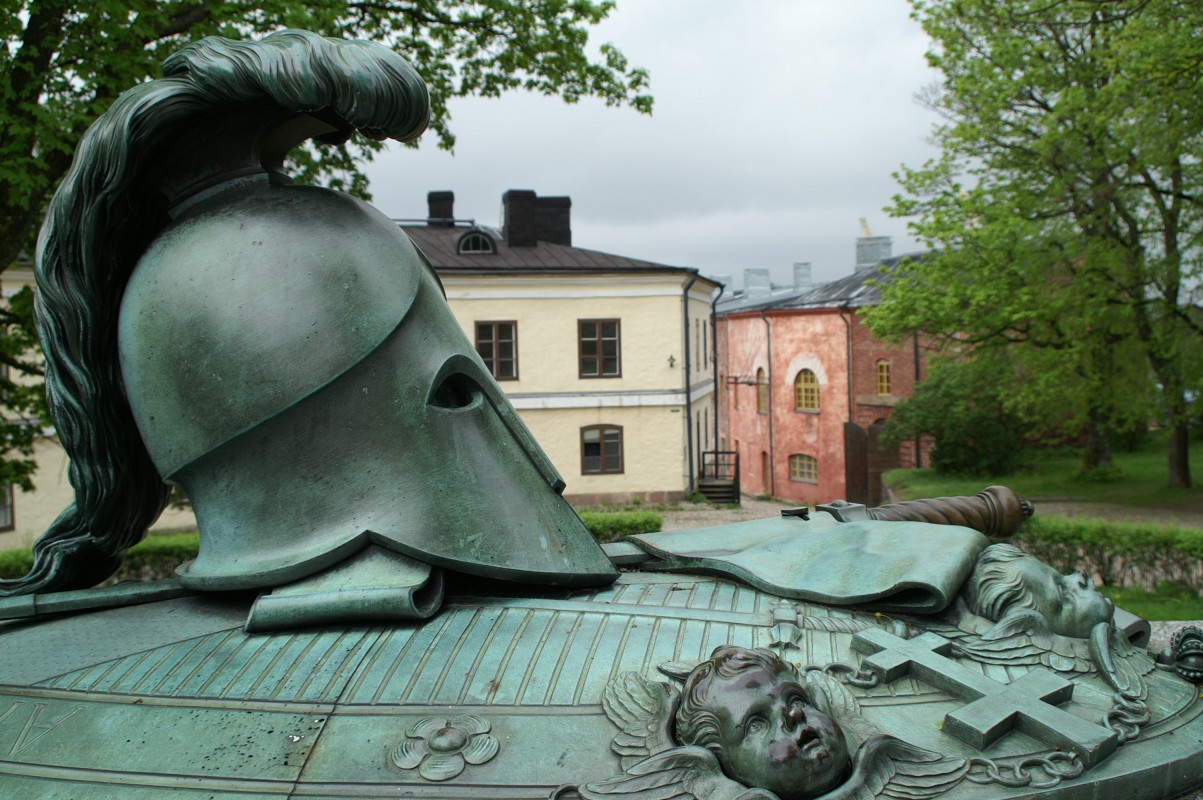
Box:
xmin=884 ymin=431 xmax=1203 ymax=508
xmin=1102 ymin=583 xmax=1203 ymax=623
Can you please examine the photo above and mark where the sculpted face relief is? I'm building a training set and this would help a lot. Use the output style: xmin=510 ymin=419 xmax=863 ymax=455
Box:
xmin=966 ymin=543 xmax=1114 ymax=639
xmin=675 ymin=646 xmax=850 ymax=799
xmin=712 ymin=666 xmax=848 ymax=799
xmin=1010 ymin=559 xmax=1114 ymax=639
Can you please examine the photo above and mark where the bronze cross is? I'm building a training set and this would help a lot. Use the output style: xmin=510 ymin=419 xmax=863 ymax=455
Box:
xmin=851 ymin=628 xmax=1117 ymax=767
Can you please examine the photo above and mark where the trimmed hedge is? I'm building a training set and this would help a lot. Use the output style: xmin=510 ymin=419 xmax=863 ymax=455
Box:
xmin=1013 ymin=516 xmax=1203 ymax=594
xmin=0 ymin=512 xmax=663 ymax=582
xmin=578 ymin=510 xmax=663 ymax=543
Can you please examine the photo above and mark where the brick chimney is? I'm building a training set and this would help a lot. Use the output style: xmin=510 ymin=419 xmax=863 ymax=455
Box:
xmin=536 ymin=196 xmax=572 ymax=246
xmin=503 ymin=190 xmax=538 ymax=247
xmin=427 ymin=191 xmax=454 ymax=226
xmin=503 ymin=190 xmax=572 ymax=247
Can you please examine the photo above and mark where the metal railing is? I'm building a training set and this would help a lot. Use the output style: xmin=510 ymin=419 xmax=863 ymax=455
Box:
xmin=700 ymin=450 xmax=739 ymax=484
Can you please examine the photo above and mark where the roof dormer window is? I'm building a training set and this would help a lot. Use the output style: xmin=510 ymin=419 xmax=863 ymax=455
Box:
xmin=457 ymin=231 xmax=495 ymax=254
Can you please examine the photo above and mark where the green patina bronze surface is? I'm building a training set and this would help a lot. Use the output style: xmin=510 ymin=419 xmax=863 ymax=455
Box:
xmin=1 ymin=28 xmax=1202 ymax=800
xmin=1 ymin=574 xmax=1202 ymax=798
xmin=626 ymin=513 xmax=987 ymax=614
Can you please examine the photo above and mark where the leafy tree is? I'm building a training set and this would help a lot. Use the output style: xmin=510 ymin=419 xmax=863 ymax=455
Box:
xmin=868 ymin=0 xmax=1203 ymax=487
xmin=880 ymin=352 xmax=1030 ymax=477
xmin=0 ymin=0 xmax=651 ymax=488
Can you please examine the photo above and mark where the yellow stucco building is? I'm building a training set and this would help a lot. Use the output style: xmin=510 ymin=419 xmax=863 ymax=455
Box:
xmin=407 ymin=190 xmax=721 ymax=505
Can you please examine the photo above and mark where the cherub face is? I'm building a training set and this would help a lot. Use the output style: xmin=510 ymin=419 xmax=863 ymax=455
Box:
xmin=1012 ymin=557 xmax=1113 ymax=638
xmin=708 ymin=666 xmax=849 ymax=800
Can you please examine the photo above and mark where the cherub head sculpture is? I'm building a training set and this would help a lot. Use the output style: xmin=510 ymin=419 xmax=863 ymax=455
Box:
xmin=674 ymin=645 xmax=850 ymax=800
xmin=964 ymin=543 xmax=1113 ymax=639
xmin=3 ymin=30 xmax=615 ymax=597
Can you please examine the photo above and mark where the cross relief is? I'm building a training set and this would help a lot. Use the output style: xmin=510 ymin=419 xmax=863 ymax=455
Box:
xmin=851 ymin=628 xmax=1118 ymax=768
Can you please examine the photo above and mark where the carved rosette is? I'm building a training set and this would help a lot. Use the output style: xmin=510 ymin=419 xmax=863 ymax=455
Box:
xmin=391 ymin=715 xmax=499 ymax=781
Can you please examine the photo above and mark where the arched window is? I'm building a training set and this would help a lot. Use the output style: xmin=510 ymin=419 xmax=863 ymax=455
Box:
xmin=457 ymin=231 xmax=495 ymax=254
xmin=876 ymin=360 xmax=892 ymax=395
xmin=789 ymin=454 xmax=818 ymax=483
xmin=794 ymin=369 xmax=819 ymax=411
xmin=581 ymin=425 xmax=623 ymax=474
xmin=756 ymin=368 xmax=768 ymax=414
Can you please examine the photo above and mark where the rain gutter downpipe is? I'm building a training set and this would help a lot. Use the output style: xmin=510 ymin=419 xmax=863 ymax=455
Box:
xmin=711 ymin=282 xmax=726 ymax=449
xmin=683 ymin=273 xmax=698 ymax=493
xmin=838 ymin=303 xmax=854 ymax=420
xmin=760 ymin=310 xmax=775 ymax=497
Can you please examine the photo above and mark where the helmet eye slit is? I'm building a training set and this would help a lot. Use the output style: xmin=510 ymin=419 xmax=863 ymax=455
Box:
xmin=428 ymin=372 xmax=484 ymax=410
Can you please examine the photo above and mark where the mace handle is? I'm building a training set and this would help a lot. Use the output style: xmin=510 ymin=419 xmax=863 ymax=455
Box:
xmin=865 ymin=485 xmax=1033 ymax=539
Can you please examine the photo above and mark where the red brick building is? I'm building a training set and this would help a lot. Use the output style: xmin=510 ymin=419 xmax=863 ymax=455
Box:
xmin=716 ymin=249 xmax=927 ymax=506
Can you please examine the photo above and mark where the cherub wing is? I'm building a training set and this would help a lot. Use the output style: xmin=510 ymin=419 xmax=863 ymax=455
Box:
xmin=804 ymin=669 xmax=883 ymax=748
xmin=577 ymin=746 xmax=779 ymax=800
xmin=601 ymin=672 xmax=680 ymax=769
xmin=820 ymin=735 xmax=969 ymax=800
xmin=928 ymin=614 xmax=1095 ymax=673
xmin=1090 ymin=623 xmax=1154 ymax=698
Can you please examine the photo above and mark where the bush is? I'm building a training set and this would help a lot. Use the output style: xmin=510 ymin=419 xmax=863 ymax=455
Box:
xmin=578 ymin=510 xmax=662 ymax=543
xmin=0 ymin=548 xmax=32 ymax=580
xmin=1013 ymin=516 xmax=1203 ymax=593
xmin=880 ymin=355 xmax=1029 ymax=477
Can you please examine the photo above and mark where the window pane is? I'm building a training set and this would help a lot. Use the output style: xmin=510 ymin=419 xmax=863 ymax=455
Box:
xmin=475 ymin=321 xmax=517 ymax=380
xmin=583 ymin=426 xmax=622 ymax=474
xmin=580 ymin=319 xmax=620 ymax=379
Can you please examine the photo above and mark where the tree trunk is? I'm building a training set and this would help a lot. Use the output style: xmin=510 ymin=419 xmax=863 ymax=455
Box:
xmin=1167 ymin=421 xmax=1192 ymax=488
xmin=1082 ymin=421 xmax=1114 ymax=472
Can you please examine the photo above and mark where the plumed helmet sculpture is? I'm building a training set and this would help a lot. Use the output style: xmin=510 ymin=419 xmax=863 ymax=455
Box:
xmin=5 ymin=30 xmax=616 ymax=597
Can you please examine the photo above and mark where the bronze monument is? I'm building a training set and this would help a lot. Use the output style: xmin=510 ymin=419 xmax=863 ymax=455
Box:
xmin=0 ymin=30 xmax=1200 ymax=800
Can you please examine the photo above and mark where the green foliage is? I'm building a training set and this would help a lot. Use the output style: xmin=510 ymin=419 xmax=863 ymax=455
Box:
xmin=578 ymin=510 xmax=662 ymax=543
xmin=0 ymin=548 xmax=32 ymax=580
xmin=870 ymin=0 xmax=1203 ymax=487
xmin=2 ymin=2 xmax=652 ymax=264
xmin=1014 ymin=515 xmax=1203 ymax=595
xmin=0 ymin=286 xmax=51 ymax=491
xmin=881 ymin=354 xmax=1028 ymax=476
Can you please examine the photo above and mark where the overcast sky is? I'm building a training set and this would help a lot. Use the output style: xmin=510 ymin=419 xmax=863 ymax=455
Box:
xmin=365 ymin=1 xmax=943 ymax=290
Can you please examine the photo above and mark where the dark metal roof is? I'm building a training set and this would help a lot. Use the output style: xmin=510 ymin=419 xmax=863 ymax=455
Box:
xmin=401 ymin=223 xmax=691 ymax=274
xmin=717 ymin=253 xmax=926 ymax=315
